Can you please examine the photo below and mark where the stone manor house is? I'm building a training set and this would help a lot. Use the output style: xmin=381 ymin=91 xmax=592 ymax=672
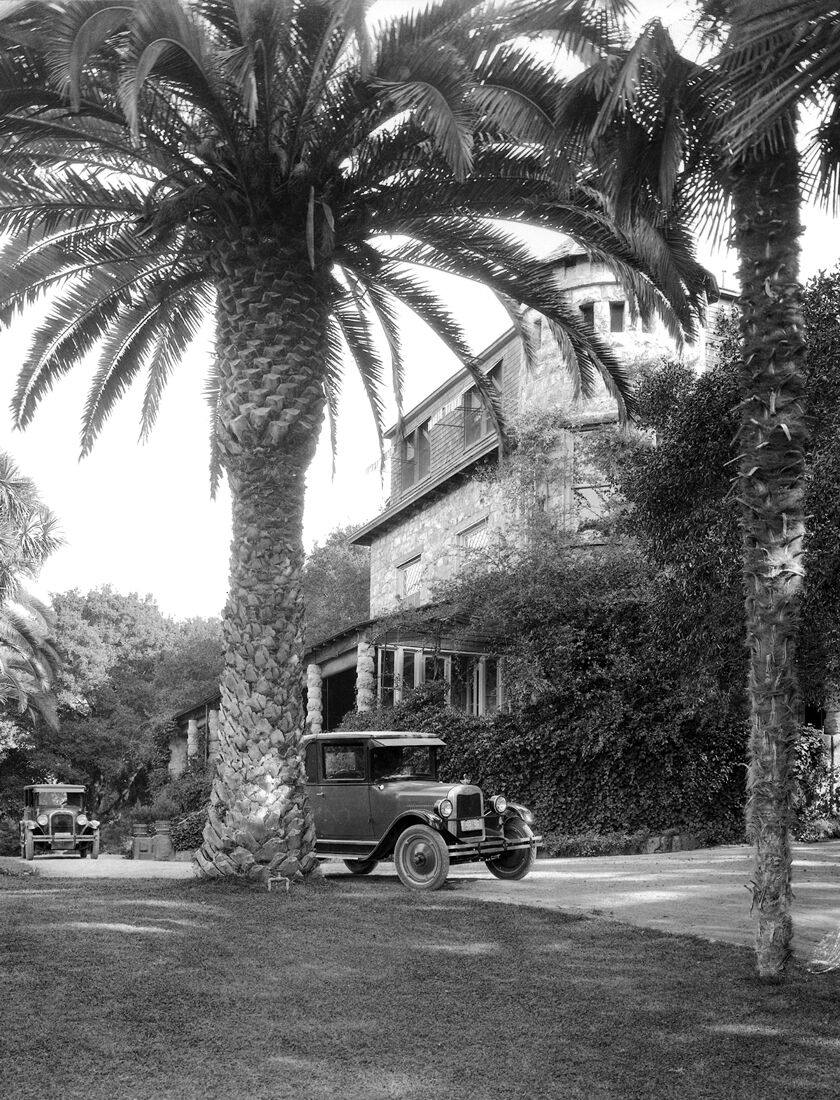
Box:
xmin=168 ymin=249 xmax=733 ymax=777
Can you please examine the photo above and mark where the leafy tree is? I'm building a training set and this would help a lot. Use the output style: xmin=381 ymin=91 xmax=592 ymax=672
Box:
xmin=0 ymin=0 xmax=713 ymax=884
xmin=302 ymin=526 xmax=370 ymax=646
xmin=14 ymin=587 xmax=221 ymax=815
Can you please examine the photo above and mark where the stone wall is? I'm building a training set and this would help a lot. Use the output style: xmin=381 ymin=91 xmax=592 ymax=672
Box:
xmin=369 ymin=476 xmax=505 ymax=616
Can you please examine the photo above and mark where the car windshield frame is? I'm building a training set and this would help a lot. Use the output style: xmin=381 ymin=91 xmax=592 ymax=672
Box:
xmin=36 ymin=791 xmax=84 ymax=809
xmin=370 ymin=745 xmax=437 ymax=782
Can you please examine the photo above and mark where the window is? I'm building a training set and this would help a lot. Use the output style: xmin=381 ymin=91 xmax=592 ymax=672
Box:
xmin=379 ymin=648 xmax=395 ymax=706
xmin=322 ymin=743 xmax=365 ymax=780
xmin=397 ymin=554 xmax=422 ymax=599
xmin=458 ymin=518 xmax=489 ymax=563
xmin=609 ymin=301 xmax=625 ymax=332
xmin=579 ymin=302 xmax=595 ymax=329
xmin=464 ymin=362 xmax=503 ymax=448
xmin=450 ymin=654 xmax=502 ymax=716
xmin=401 ymin=420 xmax=430 ymax=489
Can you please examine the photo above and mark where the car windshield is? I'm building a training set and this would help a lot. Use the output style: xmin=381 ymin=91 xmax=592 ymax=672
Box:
xmin=371 ymin=745 xmax=436 ymax=781
xmin=37 ymin=791 xmax=83 ymax=809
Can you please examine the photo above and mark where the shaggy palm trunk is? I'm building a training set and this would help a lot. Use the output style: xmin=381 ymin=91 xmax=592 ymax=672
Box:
xmin=194 ymin=232 xmax=329 ymax=884
xmin=731 ymin=124 xmax=808 ymax=978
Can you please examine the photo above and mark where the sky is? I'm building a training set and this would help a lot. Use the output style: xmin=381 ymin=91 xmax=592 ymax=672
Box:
xmin=1 ymin=2 xmax=838 ymax=621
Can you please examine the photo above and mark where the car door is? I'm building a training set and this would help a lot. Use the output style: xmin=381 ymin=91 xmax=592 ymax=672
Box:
xmin=308 ymin=740 xmax=373 ymax=840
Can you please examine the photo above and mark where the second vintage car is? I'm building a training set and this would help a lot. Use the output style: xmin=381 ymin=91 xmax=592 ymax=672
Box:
xmin=20 ymin=784 xmax=101 ymax=860
xmin=303 ymin=730 xmax=539 ymax=890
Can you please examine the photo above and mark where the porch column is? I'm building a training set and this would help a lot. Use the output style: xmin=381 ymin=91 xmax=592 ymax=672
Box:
xmin=186 ymin=719 xmax=199 ymax=761
xmin=356 ymin=641 xmax=376 ymax=712
xmin=306 ymin=663 xmax=323 ymax=734
xmin=207 ymin=708 xmax=220 ymax=768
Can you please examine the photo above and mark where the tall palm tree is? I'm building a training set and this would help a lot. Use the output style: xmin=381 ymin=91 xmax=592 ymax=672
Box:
xmin=713 ymin=0 xmax=840 ymax=980
xmin=552 ymin=2 xmax=830 ymax=978
xmin=0 ymin=451 xmax=62 ymax=727
xmin=0 ymin=0 xmax=711 ymax=885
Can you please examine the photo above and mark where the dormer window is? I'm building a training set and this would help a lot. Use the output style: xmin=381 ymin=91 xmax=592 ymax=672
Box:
xmin=401 ymin=420 xmax=430 ymax=489
xmin=464 ymin=361 xmax=503 ymax=449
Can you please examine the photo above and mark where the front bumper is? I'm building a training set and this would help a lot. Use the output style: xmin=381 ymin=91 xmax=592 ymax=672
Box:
xmin=446 ymin=834 xmax=541 ymax=864
xmin=33 ymin=834 xmax=96 ymax=849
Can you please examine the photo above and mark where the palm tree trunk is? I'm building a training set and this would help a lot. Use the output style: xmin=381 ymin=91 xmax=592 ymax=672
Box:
xmin=194 ymin=232 xmax=329 ymax=884
xmin=730 ymin=122 xmax=808 ymax=978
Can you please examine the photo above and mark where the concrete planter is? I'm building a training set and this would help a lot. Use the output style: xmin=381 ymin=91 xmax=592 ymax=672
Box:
xmin=131 ymin=823 xmax=154 ymax=861
xmin=152 ymin=819 xmax=174 ymax=861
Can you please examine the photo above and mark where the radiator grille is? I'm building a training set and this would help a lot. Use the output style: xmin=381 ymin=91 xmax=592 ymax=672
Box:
xmin=51 ymin=812 xmax=74 ymax=834
xmin=455 ymin=791 xmax=483 ymax=821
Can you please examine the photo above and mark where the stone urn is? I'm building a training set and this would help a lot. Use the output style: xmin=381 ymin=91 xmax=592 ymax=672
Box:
xmin=131 ymin=823 xmax=153 ymax=861
xmin=152 ymin=819 xmax=173 ymax=861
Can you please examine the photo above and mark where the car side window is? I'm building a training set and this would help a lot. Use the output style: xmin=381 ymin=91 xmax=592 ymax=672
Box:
xmin=322 ymin=744 xmax=365 ymax=780
xmin=304 ymin=743 xmax=318 ymax=782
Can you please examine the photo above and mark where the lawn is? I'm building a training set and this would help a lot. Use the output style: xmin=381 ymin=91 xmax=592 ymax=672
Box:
xmin=2 ymin=871 xmax=839 ymax=1100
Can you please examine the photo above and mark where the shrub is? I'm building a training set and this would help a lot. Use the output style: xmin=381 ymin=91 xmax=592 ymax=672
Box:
xmin=170 ymin=809 xmax=205 ymax=852
xmin=150 ymin=795 xmax=180 ymax=821
xmin=341 ymin=687 xmax=746 ymax=842
xmin=0 ymin=815 xmax=19 ymax=856
xmin=99 ymin=814 xmax=132 ymax=854
xmin=541 ymin=830 xmax=652 ymax=858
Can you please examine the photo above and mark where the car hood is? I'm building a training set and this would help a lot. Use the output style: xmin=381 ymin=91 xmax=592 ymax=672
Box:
xmin=377 ymin=780 xmax=478 ymax=810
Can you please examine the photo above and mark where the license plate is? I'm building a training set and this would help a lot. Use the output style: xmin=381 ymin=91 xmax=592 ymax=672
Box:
xmin=460 ymin=818 xmax=482 ymax=831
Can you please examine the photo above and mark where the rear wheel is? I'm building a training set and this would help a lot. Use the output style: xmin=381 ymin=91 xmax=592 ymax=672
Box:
xmin=343 ymin=859 xmax=378 ymax=875
xmin=24 ymin=832 xmax=34 ymax=861
xmin=485 ymin=818 xmax=535 ymax=881
xmin=394 ymin=825 xmax=449 ymax=891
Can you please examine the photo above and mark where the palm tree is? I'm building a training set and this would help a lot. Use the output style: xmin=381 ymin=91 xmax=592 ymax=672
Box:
xmin=713 ymin=0 xmax=840 ymax=980
xmin=552 ymin=2 xmax=833 ymax=978
xmin=0 ymin=589 xmax=61 ymax=731
xmin=0 ymin=451 xmax=62 ymax=727
xmin=0 ymin=0 xmax=711 ymax=885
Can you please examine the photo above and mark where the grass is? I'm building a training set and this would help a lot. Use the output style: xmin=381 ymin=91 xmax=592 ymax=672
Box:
xmin=2 ymin=872 xmax=840 ymax=1100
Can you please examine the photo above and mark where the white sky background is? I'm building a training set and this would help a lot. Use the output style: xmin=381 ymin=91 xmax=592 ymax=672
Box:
xmin=1 ymin=0 xmax=838 ymax=621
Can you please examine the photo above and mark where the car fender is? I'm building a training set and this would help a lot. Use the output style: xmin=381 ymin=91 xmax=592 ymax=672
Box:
xmin=369 ymin=810 xmax=444 ymax=859
xmin=502 ymin=802 xmax=535 ymax=827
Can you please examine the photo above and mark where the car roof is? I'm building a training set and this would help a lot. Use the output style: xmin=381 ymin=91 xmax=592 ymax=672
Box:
xmin=24 ymin=784 xmax=86 ymax=792
xmin=301 ymin=730 xmax=444 ymax=745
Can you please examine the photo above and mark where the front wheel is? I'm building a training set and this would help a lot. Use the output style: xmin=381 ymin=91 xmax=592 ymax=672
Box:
xmin=485 ymin=818 xmax=535 ymax=881
xmin=91 ymin=836 xmax=100 ymax=860
xmin=343 ymin=859 xmax=378 ymax=876
xmin=24 ymin=832 xmax=35 ymax=861
xmin=394 ymin=825 xmax=450 ymax=891
xmin=78 ymin=845 xmax=88 ymax=858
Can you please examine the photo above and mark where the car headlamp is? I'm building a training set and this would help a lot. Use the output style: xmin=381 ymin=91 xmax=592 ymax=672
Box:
xmin=37 ymin=813 xmax=48 ymax=826
xmin=76 ymin=813 xmax=88 ymax=826
xmin=491 ymin=795 xmax=507 ymax=815
xmin=436 ymin=798 xmax=454 ymax=819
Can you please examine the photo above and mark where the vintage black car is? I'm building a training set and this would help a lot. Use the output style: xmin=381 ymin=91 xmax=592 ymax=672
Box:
xmin=20 ymin=784 xmax=101 ymax=860
xmin=303 ymin=730 xmax=539 ymax=890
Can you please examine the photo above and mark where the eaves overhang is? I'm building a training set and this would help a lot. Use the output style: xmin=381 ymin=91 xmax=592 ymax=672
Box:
xmin=348 ymin=434 xmax=500 ymax=546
